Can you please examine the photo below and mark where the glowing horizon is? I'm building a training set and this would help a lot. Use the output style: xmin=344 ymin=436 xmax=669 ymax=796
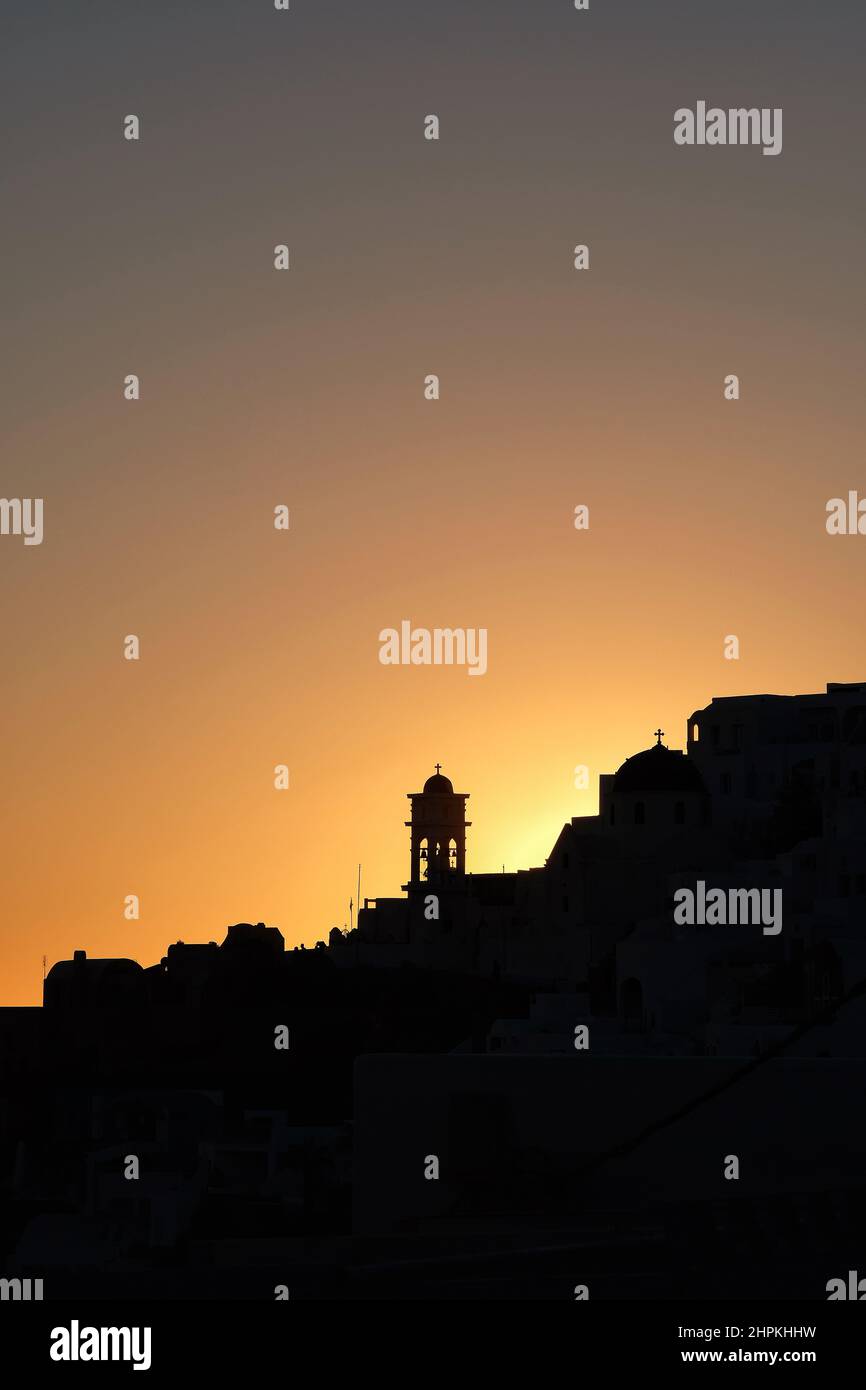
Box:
xmin=3 ymin=0 xmax=865 ymax=1004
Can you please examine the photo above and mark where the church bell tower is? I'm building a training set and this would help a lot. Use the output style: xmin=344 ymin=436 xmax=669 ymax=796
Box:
xmin=405 ymin=766 xmax=471 ymax=887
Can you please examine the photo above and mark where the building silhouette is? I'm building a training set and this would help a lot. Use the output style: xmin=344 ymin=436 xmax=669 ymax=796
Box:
xmin=336 ymin=682 xmax=866 ymax=1061
xmin=2 ymin=681 xmax=866 ymax=1299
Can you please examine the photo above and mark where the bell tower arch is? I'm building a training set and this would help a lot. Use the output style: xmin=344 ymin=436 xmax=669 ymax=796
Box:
xmin=405 ymin=766 xmax=471 ymax=886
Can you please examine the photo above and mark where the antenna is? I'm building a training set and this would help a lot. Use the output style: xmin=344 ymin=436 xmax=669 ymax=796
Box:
xmin=347 ymin=865 xmax=363 ymax=935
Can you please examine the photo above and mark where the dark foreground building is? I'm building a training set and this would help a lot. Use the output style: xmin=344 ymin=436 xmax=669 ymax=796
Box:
xmin=1 ymin=682 xmax=865 ymax=1299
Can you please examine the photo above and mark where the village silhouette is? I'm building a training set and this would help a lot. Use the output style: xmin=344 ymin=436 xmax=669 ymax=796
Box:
xmin=2 ymin=681 xmax=866 ymax=1299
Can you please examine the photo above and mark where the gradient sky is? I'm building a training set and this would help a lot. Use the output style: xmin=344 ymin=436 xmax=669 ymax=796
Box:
xmin=2 ymin=0 xmax=865 ymax=1003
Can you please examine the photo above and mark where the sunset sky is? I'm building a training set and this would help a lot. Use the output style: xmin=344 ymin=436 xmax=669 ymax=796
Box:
xmin=2 ymin=0 xmax=865 ymax=1004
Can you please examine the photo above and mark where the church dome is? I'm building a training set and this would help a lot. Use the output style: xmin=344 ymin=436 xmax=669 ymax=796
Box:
xmin=423 ymin=770 xmax=454 ymax=794
xmin=613 ymin=742 xmax=705 ymax=795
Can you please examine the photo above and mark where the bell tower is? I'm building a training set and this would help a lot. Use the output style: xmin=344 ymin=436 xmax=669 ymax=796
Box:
xmin=405 ymin=766 xmax=471 ymax=887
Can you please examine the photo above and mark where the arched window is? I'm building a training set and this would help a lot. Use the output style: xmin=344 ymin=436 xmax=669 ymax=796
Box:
xmin=691 ymin=722 xmax=700 ymax=743
xmin=634 ymin=800 xmax=645 ymax=826
xmin=674 ymin=800 xmax=685 ymax=825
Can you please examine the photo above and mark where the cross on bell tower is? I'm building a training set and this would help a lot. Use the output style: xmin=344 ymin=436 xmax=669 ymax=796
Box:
xmin=404 ymin=766 xmax=471 ymax=887
xmin=654 ymin=728 xmax=665 ymax=746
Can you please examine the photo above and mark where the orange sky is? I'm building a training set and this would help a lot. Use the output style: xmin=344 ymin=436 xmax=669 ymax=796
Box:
xmin=2 ymin=0 xmax=864 ymax=1003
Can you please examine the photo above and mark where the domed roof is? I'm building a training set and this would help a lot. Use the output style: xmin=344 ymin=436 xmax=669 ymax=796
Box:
xmin=423 ymin=768 xmax=454 ymax=794
xmin=613 ymin=742 xmax=706 ymax=795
